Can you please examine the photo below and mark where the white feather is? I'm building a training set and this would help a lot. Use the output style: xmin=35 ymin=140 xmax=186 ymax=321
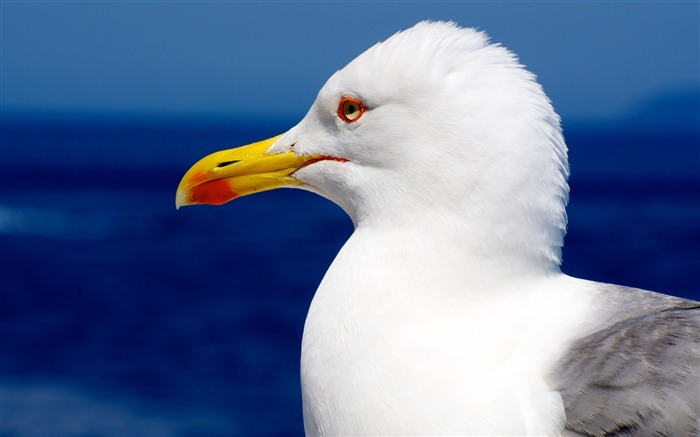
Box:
xmin=263 ymin=21 xmax=685 ymax=435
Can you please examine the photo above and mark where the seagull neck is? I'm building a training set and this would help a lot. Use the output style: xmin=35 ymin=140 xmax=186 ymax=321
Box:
xmin=350 ymin=210 xmax=561 ymax=291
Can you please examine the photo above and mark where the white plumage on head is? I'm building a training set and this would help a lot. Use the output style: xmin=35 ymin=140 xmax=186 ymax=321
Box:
xmin=277 ymin=21 xmax=569 ymax=276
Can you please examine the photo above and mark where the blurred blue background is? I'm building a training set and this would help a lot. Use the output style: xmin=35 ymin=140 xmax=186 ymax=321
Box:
xmin=1 ymin=2 xmax=698 ymax=436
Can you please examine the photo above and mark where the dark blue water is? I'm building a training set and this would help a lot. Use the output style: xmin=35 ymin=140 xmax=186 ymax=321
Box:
xmin=1 ymin=115 xmax=699 ymax=436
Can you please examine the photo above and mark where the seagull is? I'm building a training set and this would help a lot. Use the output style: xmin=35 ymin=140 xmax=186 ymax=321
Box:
xmin=176 ymin=21 xmax=699 ymax=436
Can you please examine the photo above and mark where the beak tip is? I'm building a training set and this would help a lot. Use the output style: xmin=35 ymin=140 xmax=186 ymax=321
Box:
xmin=175 ymin=189 xmax=189 ymax=210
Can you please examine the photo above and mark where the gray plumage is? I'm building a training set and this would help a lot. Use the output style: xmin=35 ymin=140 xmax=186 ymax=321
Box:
xmin=551 ymin=285 xmax=700 ymax=436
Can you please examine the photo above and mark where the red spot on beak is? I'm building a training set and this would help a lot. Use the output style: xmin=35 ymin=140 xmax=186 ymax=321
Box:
xmin=189 ymin=179 xmax=237 ymax=205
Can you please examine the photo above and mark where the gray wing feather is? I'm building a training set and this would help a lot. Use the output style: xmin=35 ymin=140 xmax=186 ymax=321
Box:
xmin=552 ymin=304 xmax=700 ymax=437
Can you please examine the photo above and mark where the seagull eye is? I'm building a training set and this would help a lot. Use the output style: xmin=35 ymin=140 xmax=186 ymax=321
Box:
xmin=338 ymin=97 xmax=366 ymax=123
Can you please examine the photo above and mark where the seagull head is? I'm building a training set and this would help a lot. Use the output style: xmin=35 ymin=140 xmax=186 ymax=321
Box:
xmin=177 ymin=21 xmax=569 ymax=273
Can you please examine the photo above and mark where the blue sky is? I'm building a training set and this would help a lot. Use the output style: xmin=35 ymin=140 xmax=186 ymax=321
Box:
xmin=2 ymin=1 xmax=698 ymax=121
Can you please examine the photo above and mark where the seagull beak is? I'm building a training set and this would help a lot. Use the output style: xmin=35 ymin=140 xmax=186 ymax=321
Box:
xmin=176 ymin=135 xmax=306 ymax=208
xmin=177 ymin=134 xmax=348 ymax=208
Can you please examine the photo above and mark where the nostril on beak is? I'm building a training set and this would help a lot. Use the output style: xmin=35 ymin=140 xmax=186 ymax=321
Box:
xmin=216 ymin=160 xmax=240 ymax=168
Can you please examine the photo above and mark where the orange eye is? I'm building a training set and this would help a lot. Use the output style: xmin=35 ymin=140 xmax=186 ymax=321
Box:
xmin=338 ymin=97 xmax=366 ymax=123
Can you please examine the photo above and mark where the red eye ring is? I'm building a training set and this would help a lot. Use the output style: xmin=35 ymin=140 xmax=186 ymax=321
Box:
xmin=337 ymin=97 xmax=366 ymax=123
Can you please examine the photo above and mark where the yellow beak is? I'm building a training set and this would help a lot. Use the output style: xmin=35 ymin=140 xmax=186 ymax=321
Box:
xmin=176 ymin=135 xmax=343 ymax=208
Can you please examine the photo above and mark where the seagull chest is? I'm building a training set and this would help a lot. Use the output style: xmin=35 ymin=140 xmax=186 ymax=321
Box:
xmin=298 ymin=231 xmax=588 ymax=435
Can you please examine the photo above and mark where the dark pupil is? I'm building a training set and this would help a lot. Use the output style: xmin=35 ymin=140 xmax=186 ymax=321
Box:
xmin=347 ymin=104 xmax=356 ymax=114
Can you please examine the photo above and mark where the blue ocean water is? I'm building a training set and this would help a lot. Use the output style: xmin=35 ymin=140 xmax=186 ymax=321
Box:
xmin=1 ymin=114 xmax=699 ymax=436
